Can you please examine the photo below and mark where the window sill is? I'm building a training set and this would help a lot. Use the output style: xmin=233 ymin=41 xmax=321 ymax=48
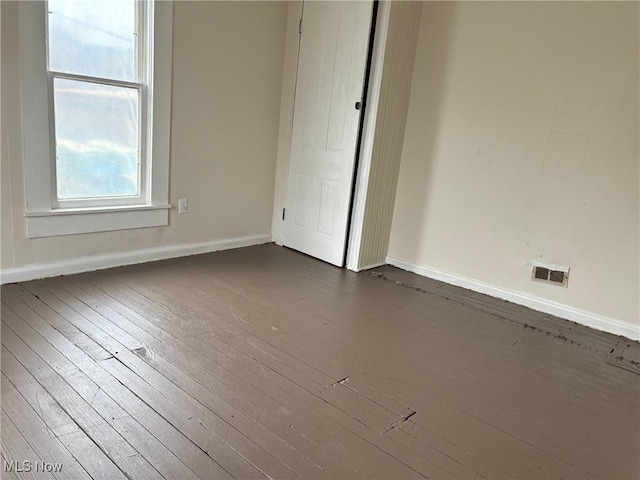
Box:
xmin=24 ymin=204 xmax=171 ymax=238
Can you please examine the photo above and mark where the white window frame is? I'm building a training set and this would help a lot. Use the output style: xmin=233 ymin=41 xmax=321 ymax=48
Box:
xmin=48 ymin=0 xmax=148 ymax=210
xmin=19 ymin=0 xmax=172 ymax=238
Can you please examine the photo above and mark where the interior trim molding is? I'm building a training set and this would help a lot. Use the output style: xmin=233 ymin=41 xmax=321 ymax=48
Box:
xmin=386 ymin=256 xmax=639 ymax=341
xmin=351 ymin=261 xmax=386 ymax=273
xmin=1 ymin=234 xmax=272 ymax=285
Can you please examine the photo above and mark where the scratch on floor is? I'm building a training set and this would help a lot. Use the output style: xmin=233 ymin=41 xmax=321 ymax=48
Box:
xmin=383 ymin=410 xmax=417 ymax=434
xmin=89 ymin=387 xmax=100 ymax=407
xmin=132 ymin=345 xmax=155 ymax=360
xmin=319 ymin=376 xmax=350 ymax=394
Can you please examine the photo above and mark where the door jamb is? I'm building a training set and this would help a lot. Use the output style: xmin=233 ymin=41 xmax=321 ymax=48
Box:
xmin=344 ymin=0 xmax=392 ymax=270
xmin=342 ymin=0 xmax=379 ymax=267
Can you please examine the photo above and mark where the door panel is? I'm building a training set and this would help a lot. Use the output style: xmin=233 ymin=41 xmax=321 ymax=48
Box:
xmin=294 ymin=174 xmax=314 ymax=228
xmin=318 ymin=179 xmax=339 ymax=236
xmin=283 ymin=0 xmax=372 ymax=266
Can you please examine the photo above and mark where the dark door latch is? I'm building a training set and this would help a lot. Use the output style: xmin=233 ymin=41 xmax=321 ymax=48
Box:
xmin=355 ymin=101 xmax=362 ymax=110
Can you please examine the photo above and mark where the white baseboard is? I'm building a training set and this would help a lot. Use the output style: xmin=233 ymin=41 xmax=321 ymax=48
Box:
xmin=386 ymin=256 xmax=639 ymax=341
xmin=1 ymin=234 xmax=272 ymax=285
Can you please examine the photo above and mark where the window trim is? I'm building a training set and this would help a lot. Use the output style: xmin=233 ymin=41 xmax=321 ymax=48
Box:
xmin=19 ymin=0 xmax=172 ymax=238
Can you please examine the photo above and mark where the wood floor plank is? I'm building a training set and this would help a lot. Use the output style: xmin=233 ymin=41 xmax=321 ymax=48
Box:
xmin=42 ymin=268 xmax=404 ymax=477
xmin=2 ymin=244 xmax=638 ymax=480
xmin=7 ymin=282 xmax=262 ymax=480
xmin=190 ymin=256 xmax=636 ymax=470
xmin=138 ymin=256 xmax=608 ymax=422
xmin=81 ymin=262 xmax=624 ymax=480
xmin=100 ymin=357 xmax=291 ymax=479
xmin=120 ymin=258 xmax=616 ymax=476
xmin=1 ymin=351 xmax=81 ymax=440
xmin=75 ymin=272 xmax=419 ymax=478
xmin=110 ymin=415 xmax=200 ymax=480
xmin=2 ymin=356 xmax=150 ymax=479
xmin=64 ymin=274 xmax=388 ymax=479
xmin=1 ymin=413 xmax=56 ymax=480
xmin=1 ymin=324 xmax=104 ymax=431
xmin=1 ymin=380 xmax=91 ymax=480
xmin=82 ymin=278 xmax=428 ymax=478
xmin=0 ymin=317 xmax=162 ymax=479
xmin=56 ymin=430 xmax=127 ymax=480
xmin=130 ymin=408 xmax=235 ymax=480
xmin=104 ymin=268 xmax=338 ymax=391
xmin=28 ymin=278 xmax=339 ymax=480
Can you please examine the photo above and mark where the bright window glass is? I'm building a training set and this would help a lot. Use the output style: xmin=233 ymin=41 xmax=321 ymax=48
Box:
xmin=47 ymin=0 xmax=137 ymax=82
xmin=53 ymin=78 xmax=139 ymax=199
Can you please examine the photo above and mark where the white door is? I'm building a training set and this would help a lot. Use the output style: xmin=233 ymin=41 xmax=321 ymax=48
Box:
xmin=283 ymin=0 xmax=373 ymax=266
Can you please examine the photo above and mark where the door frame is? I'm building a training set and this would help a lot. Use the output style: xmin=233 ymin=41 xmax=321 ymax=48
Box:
xmin=271 ymin=0 xmax=392 ymax=270
xmin=341 ymin=0 xmax=380 ymax=267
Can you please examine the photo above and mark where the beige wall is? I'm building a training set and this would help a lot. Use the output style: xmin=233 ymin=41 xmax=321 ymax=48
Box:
xmin=1 ymin=1 xmax=287 ymax=269
xmin=389 ymin=2 xmax=639 ymax=326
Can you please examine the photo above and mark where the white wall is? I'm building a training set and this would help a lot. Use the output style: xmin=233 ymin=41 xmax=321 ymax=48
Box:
xmin=389 ymin=2 xmax=639 ymax=329
xmin=1 ymin=1 xmax=287 ymax=271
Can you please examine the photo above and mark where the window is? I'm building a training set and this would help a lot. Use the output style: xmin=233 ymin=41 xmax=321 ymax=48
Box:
xmin=19 ymin=0 xmax=172 ymax=238
xmin=49 ymin=0 xmax=143 ymax=205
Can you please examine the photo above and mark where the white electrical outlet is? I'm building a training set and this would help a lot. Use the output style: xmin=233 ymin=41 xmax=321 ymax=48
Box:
xmin=178 ymin=198 xmax=188 ymax=214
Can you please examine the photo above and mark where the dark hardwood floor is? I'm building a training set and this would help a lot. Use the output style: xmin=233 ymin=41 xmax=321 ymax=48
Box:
xmin=1 ymin=244 xmax=638 ymax=479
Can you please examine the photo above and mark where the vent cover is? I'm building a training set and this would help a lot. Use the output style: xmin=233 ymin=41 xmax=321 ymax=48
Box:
xmin=531 ymin=263 xmax=569 ymax=287
xmin=549 ymin=270 xmax=565 ymax=283
xmin=534 ymin=267 xmax=549 ymax=280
